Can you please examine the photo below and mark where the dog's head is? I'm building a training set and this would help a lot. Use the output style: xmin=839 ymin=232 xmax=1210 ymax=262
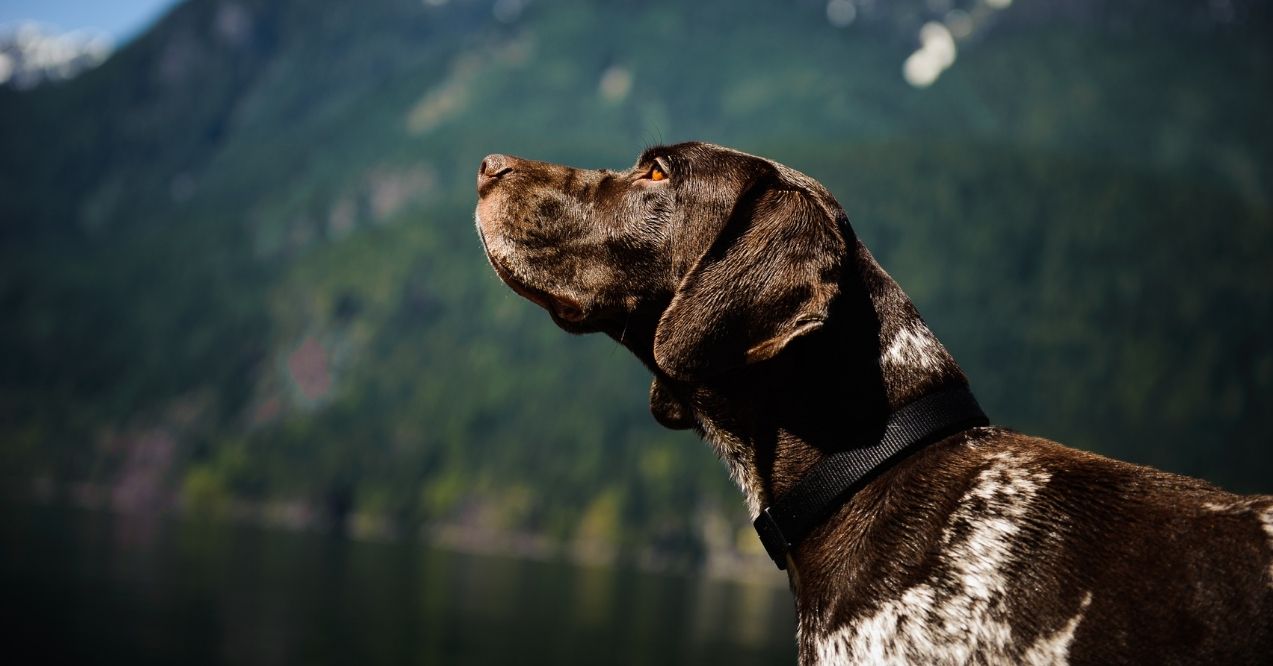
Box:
xmin=476 ymin=142 xmax=849 ymax=413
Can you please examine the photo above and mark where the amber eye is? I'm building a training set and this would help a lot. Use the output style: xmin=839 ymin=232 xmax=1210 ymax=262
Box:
xmin=648 ymin=164 xmax=667 ymax=181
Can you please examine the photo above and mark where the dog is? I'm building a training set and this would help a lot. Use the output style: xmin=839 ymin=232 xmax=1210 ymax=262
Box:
xmin=474 ymin=142 xmax=1273 ymax=664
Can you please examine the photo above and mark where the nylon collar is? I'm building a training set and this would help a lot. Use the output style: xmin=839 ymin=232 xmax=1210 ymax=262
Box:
xmin=753 ymin=385 xmax=989 ymax=570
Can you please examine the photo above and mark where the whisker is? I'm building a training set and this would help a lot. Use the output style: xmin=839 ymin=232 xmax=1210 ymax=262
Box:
xmin=618 ymin=311 xmax=633 ymax=346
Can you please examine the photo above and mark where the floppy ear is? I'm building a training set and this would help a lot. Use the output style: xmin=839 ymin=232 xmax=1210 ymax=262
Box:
xmin=653 ymin=180 xmax=844 ymax=382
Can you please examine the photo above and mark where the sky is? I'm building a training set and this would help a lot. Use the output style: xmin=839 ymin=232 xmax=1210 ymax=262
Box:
xmin=0 ymin=0 xmax=180 ymax=43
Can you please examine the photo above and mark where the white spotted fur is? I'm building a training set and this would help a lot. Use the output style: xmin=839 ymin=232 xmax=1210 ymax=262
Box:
xmin=1020 ymin=592 xmax=1094 ymax=666
xmin=883 ymin=323 xmax=941 ymax=371
xmin=1202 ymin=499 xmax=1273 ymax=587
xmin=1260 ymin=505 xmax=1273 ymax=587
xmin=808 ymin=452 xmax=1092 ymax=665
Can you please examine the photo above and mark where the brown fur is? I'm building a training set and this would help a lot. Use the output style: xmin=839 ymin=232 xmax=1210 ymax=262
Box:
xmin=475 ymin=143 xmax=1273 ymax=664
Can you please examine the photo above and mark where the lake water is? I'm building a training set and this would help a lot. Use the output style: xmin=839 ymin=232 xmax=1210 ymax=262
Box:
xmin=1 ymin=506 xmax=796 ymax=664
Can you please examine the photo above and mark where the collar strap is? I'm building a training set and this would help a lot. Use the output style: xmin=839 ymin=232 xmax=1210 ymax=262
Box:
xmin=753 ymin=385 xmax=989 ymax=570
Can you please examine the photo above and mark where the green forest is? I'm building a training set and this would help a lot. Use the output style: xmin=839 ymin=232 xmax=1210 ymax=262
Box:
xmin=2 ymin=0 xmax=1271 ymax=572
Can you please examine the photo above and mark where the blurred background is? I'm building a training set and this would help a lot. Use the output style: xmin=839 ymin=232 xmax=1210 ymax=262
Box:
xmin=1 ymin=0 xmax=1270 ymax=663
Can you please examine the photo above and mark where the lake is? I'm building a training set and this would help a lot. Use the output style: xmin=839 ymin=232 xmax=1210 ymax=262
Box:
xmin=1 ymin=505 xmax=796 ymax=664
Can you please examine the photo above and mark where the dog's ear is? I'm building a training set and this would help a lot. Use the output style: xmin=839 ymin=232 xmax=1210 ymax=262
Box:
xmin=649 ymin=376 xmax=695 ymax=430
xmin=653 ymin=179 xmax=844 ymax=382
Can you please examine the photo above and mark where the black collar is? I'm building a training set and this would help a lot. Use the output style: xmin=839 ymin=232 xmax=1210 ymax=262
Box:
xmin=753 ymin=385 xmax=989 ymax=570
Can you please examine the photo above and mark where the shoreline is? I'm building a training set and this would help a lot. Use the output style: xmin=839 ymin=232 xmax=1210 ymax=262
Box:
xmin=8 ymin=481 xmax=787 ymax=588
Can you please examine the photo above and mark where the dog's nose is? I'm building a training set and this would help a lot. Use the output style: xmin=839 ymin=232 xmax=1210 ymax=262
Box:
xmin=478 ymin=154 xmax=515 ymax=196
xmin=480 ymin=154 xmax=514 ymax=179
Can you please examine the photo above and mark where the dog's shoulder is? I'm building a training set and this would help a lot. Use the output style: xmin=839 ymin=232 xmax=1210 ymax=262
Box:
xmin=803 ymin=428 xmax=1273 ymax=665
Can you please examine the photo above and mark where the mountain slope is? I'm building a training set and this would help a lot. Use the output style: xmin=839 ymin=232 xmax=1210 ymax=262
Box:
xmin=2 ymin=0 xmax=1270 ymax=568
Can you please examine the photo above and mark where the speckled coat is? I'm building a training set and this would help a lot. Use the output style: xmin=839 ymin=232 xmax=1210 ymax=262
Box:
xmin=476 ymin=142 xmax=1273 ymax=664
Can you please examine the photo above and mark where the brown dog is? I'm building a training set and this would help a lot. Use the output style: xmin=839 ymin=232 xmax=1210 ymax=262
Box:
xmin=475 ymin=142 xmax=1273 ymax=665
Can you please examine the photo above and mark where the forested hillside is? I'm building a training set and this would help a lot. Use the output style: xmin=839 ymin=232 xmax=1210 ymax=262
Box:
xmin=2 ymin=0 xmax=1270 ymax=570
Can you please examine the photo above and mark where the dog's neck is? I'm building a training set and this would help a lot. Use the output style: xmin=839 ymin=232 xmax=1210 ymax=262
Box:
xmin=687 ymin=238 xmax=967 ymax=524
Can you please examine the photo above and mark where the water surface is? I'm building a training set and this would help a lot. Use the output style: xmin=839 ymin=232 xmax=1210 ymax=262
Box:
xmin=1 ymin=506 xmax=796 ymax=665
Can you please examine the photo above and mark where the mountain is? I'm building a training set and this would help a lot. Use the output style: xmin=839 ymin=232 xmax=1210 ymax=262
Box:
xmin=1 ymin=0 xmax=1270 ymax=571
xmin=0 ymin=23 xmax=113 ymax=90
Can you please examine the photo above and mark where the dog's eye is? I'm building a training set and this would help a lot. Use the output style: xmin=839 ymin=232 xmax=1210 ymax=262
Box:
xmin=647 ymin=164 xmax=668 ymax=181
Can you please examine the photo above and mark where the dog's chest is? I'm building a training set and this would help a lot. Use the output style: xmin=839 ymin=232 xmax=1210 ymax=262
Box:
xmin=800 ymin=451 xmax=1094 ymax=666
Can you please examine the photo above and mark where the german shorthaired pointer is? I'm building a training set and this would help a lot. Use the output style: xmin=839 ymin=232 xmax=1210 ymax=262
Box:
xmin=474 ymin=142 xmax=1273 ymax=664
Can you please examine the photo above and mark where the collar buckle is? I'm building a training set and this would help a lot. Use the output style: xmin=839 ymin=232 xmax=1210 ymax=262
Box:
xmin=753 ymin=507 xmax=791 ymax=570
